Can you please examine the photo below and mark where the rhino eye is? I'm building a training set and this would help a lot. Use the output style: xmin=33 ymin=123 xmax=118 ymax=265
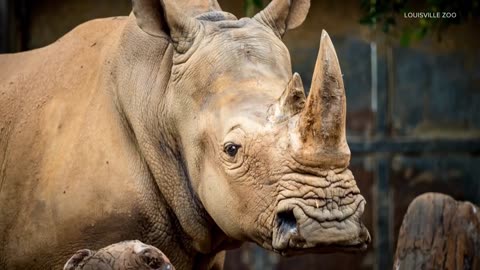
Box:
xmin=224 ymin=143 xmax=241 ymax=157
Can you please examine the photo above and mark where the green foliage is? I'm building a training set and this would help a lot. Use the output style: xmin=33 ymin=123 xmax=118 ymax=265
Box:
xmin=244 ymin=0 xmax=264 ymax=17
xmin=360 ymin=0 xmax=480 ymax=46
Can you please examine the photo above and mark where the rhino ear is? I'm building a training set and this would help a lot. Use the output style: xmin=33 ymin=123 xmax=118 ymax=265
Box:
xmin=63 ymin=249 xmax=94 ymax=270
xmin=132 ymin=0 xmax=167 ymax=38
xmin=132 ymin=0 xmax=221 ymax=52
xmin=254 ymin=0 xmax=310 ymax=38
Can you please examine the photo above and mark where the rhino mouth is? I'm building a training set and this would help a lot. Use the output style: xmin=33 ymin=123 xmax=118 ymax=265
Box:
xmin=271 ymin=193 xmax=370 ymax=256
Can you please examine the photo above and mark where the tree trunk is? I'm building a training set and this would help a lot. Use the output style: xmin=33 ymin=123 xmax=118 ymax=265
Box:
xmin=394 ymin=192 xmax=480 ymax=270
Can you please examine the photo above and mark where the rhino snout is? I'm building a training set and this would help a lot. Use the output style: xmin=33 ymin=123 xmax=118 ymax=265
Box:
xmin=272 ymin=193 xmax=370 ymax=255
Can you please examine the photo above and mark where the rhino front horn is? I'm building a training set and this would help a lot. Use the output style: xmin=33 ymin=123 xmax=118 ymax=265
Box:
xmin=297 ymin=30 xmax=347 ymax=152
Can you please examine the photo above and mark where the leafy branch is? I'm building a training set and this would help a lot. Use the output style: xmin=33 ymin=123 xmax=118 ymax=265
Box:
xmin=244 ymin=0 xmax=264 ymax=17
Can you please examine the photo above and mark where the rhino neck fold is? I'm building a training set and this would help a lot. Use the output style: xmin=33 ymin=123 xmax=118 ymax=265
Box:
xmin=105 ymin=15 xmax=232 ymax=261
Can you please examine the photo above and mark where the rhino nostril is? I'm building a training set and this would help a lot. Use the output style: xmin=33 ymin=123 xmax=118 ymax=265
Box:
xmin=276 ymin=210 xmax=298 ymax=233
xmin=140 ymin=249 xmax=165 ymax=269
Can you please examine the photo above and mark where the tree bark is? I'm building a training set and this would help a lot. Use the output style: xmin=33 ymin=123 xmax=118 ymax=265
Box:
xmin=394 ymin=192 xmax=480 ymax=270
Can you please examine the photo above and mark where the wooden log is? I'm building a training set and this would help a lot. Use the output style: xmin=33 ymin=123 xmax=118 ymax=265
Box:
xmin=394 ymin=192 xmax=480 ymax=270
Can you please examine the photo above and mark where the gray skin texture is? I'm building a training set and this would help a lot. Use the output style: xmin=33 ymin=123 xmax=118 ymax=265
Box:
xmin=63 ymin=240 xmax=175 ymax=270
xmin=0 ymin=0 xmax=370 ymax=269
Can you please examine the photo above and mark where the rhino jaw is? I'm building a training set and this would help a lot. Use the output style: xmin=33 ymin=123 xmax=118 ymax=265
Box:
xmin=271 ymin=186 xmax=370 ymax=255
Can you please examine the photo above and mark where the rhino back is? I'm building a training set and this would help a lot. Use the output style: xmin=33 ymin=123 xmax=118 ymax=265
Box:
xmin=0 ymin=16 xmax=161 ymax=269
xmin=0 ymin=16 xmax=127 ymax=149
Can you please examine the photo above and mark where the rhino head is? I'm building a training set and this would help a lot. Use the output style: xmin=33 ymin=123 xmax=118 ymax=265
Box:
xmin=132 ymin=0 xmax=370 ymax=255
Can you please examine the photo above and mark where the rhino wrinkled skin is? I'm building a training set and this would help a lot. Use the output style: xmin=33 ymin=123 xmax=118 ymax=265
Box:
xmin=0 ymin=0 xmax=370 ymax=269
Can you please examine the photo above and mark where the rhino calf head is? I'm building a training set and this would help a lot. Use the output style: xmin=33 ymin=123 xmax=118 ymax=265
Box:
xmin=63 ymin=240 xmax=174 ymax=270
xmin=133 ymin=0 xmax=370 ymax=256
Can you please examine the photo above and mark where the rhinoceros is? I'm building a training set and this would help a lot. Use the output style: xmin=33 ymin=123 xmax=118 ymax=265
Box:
xmin=0 ymin=0 xmax=370 ymax=269
xmin=64 ymin=240 xmax=174 ymax=270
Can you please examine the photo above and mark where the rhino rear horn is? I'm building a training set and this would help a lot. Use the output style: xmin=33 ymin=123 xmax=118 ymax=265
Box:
xmin=253 ymin=0 xmax=310 ymax=37
xmin=270 ymin=73 xmax=306 ymax=122
xmin=133 ymin=0 xmax=221 ymax=52
xmin=297 ymin=30 xmax=347 ymax=150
